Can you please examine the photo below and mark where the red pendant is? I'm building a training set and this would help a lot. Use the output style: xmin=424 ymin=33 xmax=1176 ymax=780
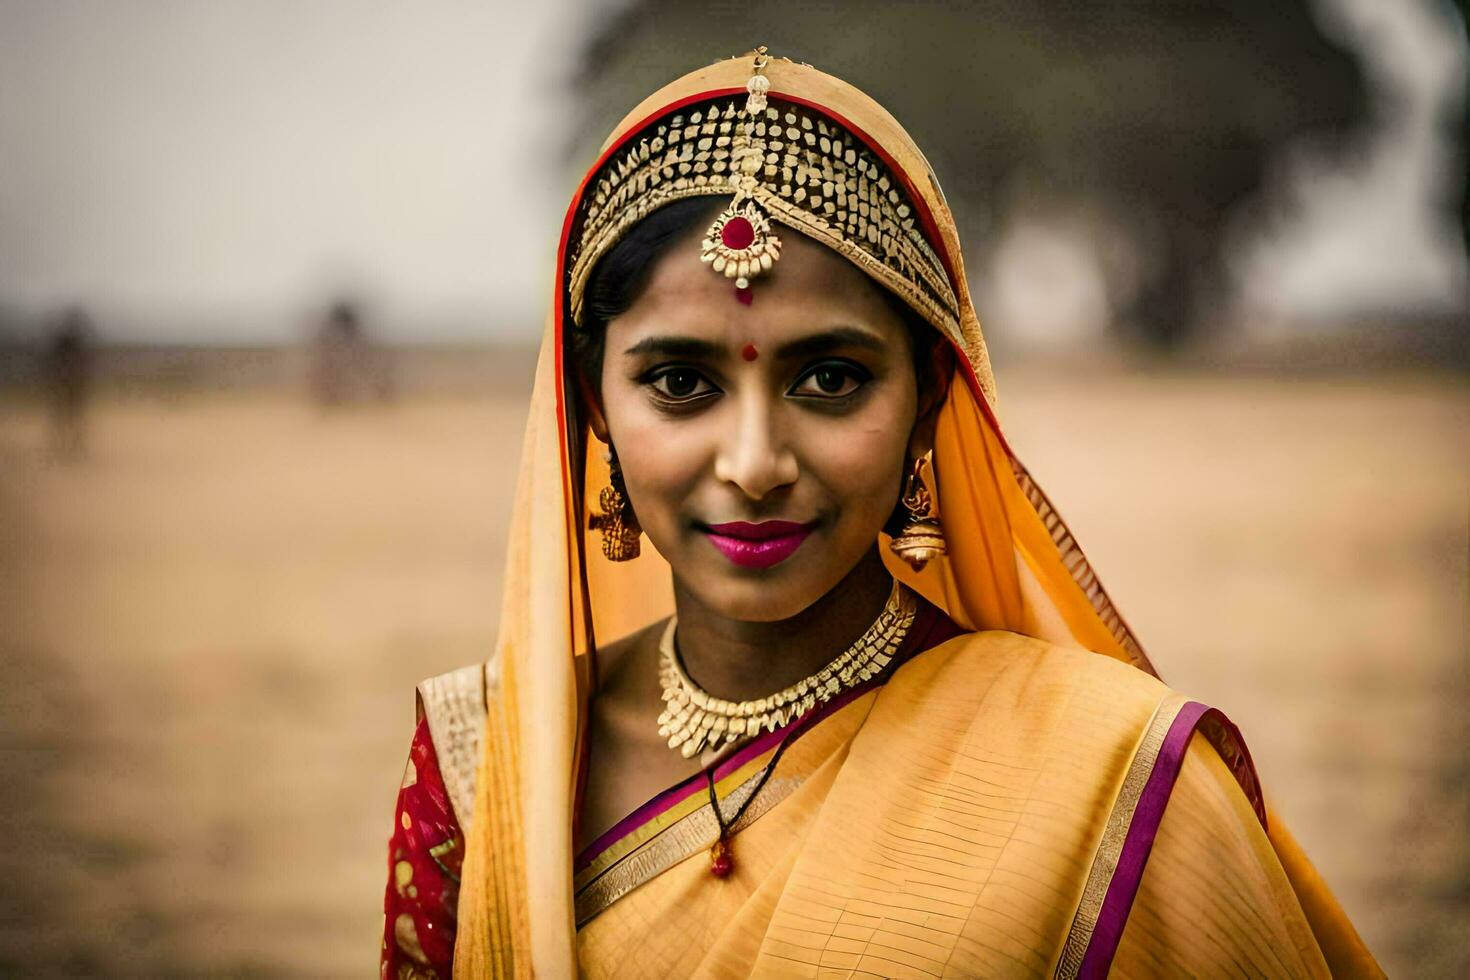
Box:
xmin=709 ymin=837 xmax=734 ymax=878
xmin=720 ymin=216 xmax=756 ymax=250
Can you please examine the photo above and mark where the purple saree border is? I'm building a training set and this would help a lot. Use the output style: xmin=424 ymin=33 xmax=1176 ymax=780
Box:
xmin=1075 ymin=701 xmax=1263 ymax=978
xmin=573 ymin=680 xmax=873 ymax=872
xmin=574 ymin=596 xmax=959 ymax=874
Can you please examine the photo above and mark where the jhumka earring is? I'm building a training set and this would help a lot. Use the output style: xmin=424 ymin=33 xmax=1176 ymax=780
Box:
xmin=889 ymin=455 xmax=946 ymax=572
xmin=589 ymin=449 xmax=641 ymax=562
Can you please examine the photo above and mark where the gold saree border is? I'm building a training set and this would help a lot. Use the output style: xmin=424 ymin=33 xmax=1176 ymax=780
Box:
xmin=573 ymin=766 xmax=802 ymax=927
xmin=1054 ymin=693 xmax=1188 ymax=979
xmin=571 ymin=621 xmax=919 ymax=928
xmin=1009 ymin=456 xmax=1152 ymax=674
xmin=573 ymin=743 xmax=780 ymax=891
xmin=1054 ymin=696 xmax=1269 ymax=978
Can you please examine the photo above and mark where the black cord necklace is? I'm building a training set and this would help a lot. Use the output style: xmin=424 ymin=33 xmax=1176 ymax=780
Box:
xmin=696 ymin=584 xmax=927 ymax=879
xmin=704 ymin=731 xmax=796 ymax=878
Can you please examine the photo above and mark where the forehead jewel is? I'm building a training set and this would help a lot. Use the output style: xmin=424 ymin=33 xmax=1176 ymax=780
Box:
xmin=699 ymin=49 xmax=781 ymax=291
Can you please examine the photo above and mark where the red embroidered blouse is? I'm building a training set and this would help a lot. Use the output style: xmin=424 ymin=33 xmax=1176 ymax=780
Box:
xmin=381 ymin=719 xmax=462 ymax=980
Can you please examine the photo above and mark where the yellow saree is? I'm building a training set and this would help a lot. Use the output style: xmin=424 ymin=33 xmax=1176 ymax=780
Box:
xmin=436 ymin=52 xmax=1381 ymax=977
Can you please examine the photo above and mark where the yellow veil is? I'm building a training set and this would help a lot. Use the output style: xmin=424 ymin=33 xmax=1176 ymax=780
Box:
xmin=451 ymin=52 xmax=1368 ymax=977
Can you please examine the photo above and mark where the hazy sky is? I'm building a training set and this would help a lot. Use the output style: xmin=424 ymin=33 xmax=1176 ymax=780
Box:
xmin=0 ymin=0 xmax=1464 ymax=344
xmin=0 ymin=0 xmax=584 ymax=342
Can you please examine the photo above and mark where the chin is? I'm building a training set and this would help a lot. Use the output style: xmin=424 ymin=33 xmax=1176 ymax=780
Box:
xmin=684 ymin=561 xmax=839 ymax=623
xmin=717 ymin=590 xmax=816 ymax=623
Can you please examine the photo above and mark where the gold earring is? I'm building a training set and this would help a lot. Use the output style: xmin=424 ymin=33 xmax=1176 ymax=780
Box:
xmin=889 ymin=455 xmax=946 ymax=572
xmin=589 ymin=450 xmax=641 ymax=562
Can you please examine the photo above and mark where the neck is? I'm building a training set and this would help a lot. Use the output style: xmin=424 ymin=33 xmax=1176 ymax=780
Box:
xmin=671 ymin=547 xmax=895 ymax=703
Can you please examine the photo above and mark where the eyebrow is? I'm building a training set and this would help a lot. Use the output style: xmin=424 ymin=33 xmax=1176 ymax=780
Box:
xmin=622 ymin=326 xmax=887 ymax=360
xmin=621 ymin=336 xmax=724 ymax=359
xmin=775 ymin=326 xmax=887 ymax=360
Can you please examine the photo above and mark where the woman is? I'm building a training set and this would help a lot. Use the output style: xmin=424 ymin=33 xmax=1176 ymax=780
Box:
xmin=382 ymin=50 xmax=1381 ymax=978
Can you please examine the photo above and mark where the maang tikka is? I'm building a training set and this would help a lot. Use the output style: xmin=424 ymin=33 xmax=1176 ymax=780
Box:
xmin=698 ymin=47 xmax=783 ymax=291
xmin=589 ymin=449 xmax=642 ymax=562
xmin=889 ymin=455 xmax=946 ymax=572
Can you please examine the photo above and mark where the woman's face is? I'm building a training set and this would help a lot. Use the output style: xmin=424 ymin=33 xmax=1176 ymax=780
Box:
xmin=597 ymin=222 xmax=924 ymax=622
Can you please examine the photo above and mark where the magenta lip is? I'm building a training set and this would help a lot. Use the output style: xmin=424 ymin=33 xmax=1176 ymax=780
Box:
xmin=703 ymin=520 xmax=816 ymax=569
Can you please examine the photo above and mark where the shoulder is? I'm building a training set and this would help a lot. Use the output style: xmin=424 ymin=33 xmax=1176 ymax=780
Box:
xmin=414 ymin=662 xmax=496 ymax=830
xmin=887 ymin=628 xmax=1171 ymax=726
xmin=868 ymin=628 xmax=1196 ymax=812
xmin=1115 ymin=733 xmax=1335 ymax=977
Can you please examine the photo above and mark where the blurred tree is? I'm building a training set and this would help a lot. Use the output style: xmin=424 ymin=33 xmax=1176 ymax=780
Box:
xmin=1450 ymin=0 xmax=1469 ymax=263
xmin=568 ymin=0 xmax=1370 ymax=348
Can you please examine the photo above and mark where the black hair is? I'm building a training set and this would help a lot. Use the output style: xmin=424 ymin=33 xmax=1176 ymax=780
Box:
xmin=574 ymin=197 xmax=721 ymax=386
xmin=573 ymin=197 xmax=946 ymax=397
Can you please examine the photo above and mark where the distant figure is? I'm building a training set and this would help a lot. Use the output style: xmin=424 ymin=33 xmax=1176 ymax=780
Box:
xmin=45 ymin=307 xmax=93 ymax=460
xmin=310 ymin=300 xmax=393 ymax=408
xmin=312 ymin=300 xmax=363 ymax=407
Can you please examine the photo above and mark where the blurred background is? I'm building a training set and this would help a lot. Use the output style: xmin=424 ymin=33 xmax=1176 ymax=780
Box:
xmin=0 ymin=0 xmax=1465 ymax=975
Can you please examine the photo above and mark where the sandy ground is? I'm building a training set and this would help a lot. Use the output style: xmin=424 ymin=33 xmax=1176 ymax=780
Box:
xmin=0 ymin=367 xmax=1464 ymax=976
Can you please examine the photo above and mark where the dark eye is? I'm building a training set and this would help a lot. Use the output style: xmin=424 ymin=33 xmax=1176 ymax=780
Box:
xmin=650 ymin=367 xmax=716 ymax=401
xmin=790 ymin=362 xmax=868 ymax=399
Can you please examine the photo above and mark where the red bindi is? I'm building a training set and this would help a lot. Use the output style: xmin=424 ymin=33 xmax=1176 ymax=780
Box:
xmin=741 ymin=343 xmax=759 ymax=362
xmin=734 ymin=286 xmax=753 ymax=306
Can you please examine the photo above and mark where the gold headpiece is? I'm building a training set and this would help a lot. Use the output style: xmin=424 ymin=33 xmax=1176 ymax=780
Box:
xmin=566 ymin=49 xmax=960 ymax=334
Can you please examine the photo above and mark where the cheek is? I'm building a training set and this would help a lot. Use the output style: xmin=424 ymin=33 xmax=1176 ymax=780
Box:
xmin=798 ymin=395 xmax=915 ymax=525
xmin=600 ymin=387 xmax=708 ymax=523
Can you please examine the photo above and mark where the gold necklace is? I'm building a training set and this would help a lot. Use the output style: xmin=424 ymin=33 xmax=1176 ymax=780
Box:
xmin=656 ymin=581 xmax=916 ymax=759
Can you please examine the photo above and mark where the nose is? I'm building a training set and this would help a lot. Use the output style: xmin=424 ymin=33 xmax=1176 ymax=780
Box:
xmin=712 ymin=389 xmax=799 ymax=501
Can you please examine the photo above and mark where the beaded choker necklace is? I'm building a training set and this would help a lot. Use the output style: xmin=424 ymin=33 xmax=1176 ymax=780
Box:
xmin=656 ymin=580 xmax=917 ymax=759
